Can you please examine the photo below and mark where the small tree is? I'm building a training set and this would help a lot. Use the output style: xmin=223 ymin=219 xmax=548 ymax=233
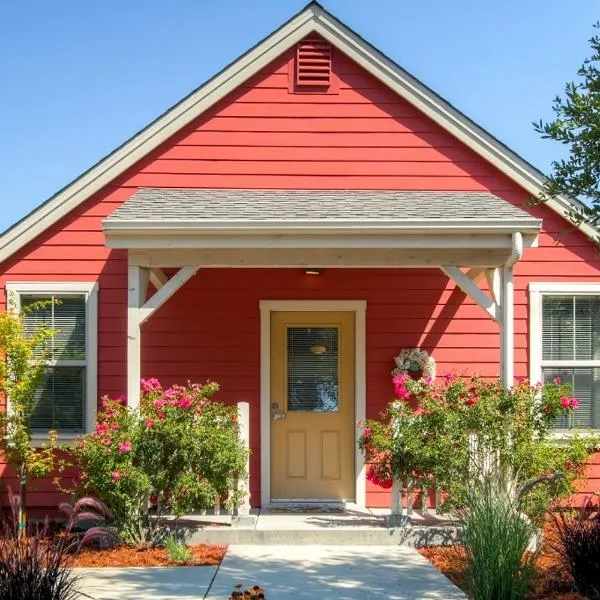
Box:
xmin=534 ymin=23 xmax=600 ymax=233
xmin=0 ymin=298 xmax=57 ymax=531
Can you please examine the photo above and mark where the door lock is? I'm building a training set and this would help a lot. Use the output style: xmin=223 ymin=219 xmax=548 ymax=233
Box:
xmin=272 ymin=412 xmax=286 ymax=420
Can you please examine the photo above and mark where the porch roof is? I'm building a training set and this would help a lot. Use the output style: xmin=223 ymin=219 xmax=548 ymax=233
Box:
xmin=103 ymin=188 xmax=541 ymax=236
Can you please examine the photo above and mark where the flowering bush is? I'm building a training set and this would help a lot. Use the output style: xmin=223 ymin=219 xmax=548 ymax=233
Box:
xmin=60 ymin=379 xmax=248 ymax=546
xmin=359 ymin=373 xmax=598 ymax=522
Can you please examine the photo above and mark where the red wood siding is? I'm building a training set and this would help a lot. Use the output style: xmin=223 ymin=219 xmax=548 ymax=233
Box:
xmin=1 ymin=41 xmax=600 ymax=510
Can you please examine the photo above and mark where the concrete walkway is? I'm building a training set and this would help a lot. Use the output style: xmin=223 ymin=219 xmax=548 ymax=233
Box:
xmin=75 ymin=545 xmax=466 ymax=599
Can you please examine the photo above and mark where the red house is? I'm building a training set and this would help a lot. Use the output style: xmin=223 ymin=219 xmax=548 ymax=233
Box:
xmin=1 ymin=2 xmax=599 ymax=511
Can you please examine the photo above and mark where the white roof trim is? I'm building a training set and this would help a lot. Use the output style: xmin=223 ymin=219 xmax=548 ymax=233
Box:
xmin=0 ymin=2 xmax=592 ymax=264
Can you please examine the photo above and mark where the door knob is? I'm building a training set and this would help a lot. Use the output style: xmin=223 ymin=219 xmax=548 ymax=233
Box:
xmin=272 ymin=412 xmax=286 ymax=420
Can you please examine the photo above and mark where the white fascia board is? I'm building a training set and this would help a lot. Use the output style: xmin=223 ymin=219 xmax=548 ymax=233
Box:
xmin=0 ymin=2 xmax=592 ymax=266
xmin=103 ymin=218 xmax=542 ymax=235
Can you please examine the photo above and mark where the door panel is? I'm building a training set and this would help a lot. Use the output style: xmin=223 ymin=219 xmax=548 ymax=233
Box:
xmin=270 ymin=311 xmax=355 ymax=501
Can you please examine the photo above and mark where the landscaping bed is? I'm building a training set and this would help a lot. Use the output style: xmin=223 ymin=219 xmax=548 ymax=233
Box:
xmin=420 ymin=531 xmax=586 ymax=600
xmin=71 ymin=543 xmax=227 ymax=567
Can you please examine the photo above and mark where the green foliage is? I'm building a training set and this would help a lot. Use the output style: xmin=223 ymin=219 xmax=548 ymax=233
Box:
xmin=61 ymin=378 xmax=248 ymax=548
xmin=358 ymin=373 xmax=598 ymax=522
xmin=164 ymin=533 xmax=193 ymax=564
xmin=459 ymin=476 xmax=537 ymax=600
xmin=0 ymin=296 xmax=58 ymax=518
xmin=534 ymin=23 xmax=600 ymax=231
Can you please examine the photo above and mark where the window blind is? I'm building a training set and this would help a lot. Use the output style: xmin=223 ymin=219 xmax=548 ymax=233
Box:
xmin=22 ymin=295 xmax=86 ymax=360
xmin=21 ymin=294 xmax=87 ymax=433
xmin=30 ymin=366 xmax=86 ymax=432
xmin=543 ymin=367 xmax=600 ymax=429
xmin=287 ymin=327 xmax=339 ymax=412
xmin=542 ymin=296 xmax=600 ymax=361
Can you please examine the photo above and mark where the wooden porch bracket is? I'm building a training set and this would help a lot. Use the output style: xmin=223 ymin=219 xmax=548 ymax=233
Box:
xmin=127 ymin=264 xmax=198 ymax=409
xmin=149 ymin=268 xmax=168 ymax=290
xmin=441 ymin=266 xmax=501 ymax=323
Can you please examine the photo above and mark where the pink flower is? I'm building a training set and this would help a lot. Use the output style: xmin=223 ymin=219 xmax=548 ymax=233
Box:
xmin=566 ymin=459 xmax=575 ymax=470
xmin=157 ymin=411 xmax=165 ymax=421
xmin=111 ymin=471 xmax=121 ymax=482
xmin=115 ymin=394 xmax=126 ymax=405
xmin=154 ymin=398 xmax=166 ymax=410
xmin=140 ymin=377 xmax=162 ymax=394
xmin=422 ymin=376 xmax=433 ymax=385
xmin=145 ymin=417 xmax=154 ymax=428
xmin=515 ymin=376 xmax=527 ymax=384
xmin=110 ymin=422 xmax=119 ymax=430
xmin=465 ymin=396 xmax=477 ymax=406
xmin=560 ymin=396 xmax=572 ymax=409
xmin=553 ymin=377 xmax=561 ymax=384
xmin=570 ymin=397 xmax=580 ymax=409
xmin=118 ymin=441 xmax=132 ymax=453
xmin=362 ymin=427 xmax=372 ymax=438
xmin=176 ymin=396 xmax=192 ymax=410
xmin=95 ymin=423 xmax=108 ymax=434
xmin=442 ymin=372 xmax=455 ymax=383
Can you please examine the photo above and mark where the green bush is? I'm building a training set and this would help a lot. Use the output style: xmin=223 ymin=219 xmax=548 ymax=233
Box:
xmin=358 ymin=373 xmax=598 ymax=522
xmin=460 ymin=476 xmax=537 ymax=600
xmin=61 ymin=379 xmax=248 ymax=547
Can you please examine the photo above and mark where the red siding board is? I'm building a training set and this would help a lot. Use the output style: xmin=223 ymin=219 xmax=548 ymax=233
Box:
xmin=2 ymin=44 xmax=600 ymax=511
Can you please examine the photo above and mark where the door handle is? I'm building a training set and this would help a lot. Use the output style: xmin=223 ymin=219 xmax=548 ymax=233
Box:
xmin=272 ymin=412 xmax=286 ymax=420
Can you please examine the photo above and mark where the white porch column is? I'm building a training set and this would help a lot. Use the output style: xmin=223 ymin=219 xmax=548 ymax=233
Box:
xmin=500 ymin=232 xmax=523 ymax=388
xmin=127 ymin=265 xmax=148 ymax=410
xmin=500 ymin=265 xmax=514 ymax=388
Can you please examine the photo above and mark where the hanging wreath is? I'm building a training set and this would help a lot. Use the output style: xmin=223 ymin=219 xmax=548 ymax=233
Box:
xmin=391 ymin=347 xmax=436 ymax=381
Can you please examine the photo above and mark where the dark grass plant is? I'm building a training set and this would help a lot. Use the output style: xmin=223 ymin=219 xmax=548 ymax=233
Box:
xmin=459 ymin=476 xmax=537 ymax=600
xmin=0 ymin=491 xmax=116 ymax=600
xmin=549 ymin=497 xmax=600 ymax=599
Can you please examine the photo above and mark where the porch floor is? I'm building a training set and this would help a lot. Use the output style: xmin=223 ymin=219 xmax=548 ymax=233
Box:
xmin=183 ymin=506 xmax=459 ymax=546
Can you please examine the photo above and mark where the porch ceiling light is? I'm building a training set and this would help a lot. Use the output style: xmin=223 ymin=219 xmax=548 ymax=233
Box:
xmin=305 ymin=268 xmax=322 ymax=275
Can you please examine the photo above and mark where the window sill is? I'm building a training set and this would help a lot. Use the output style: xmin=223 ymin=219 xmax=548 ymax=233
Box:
xmin=30 ymin=433 xmax=84 ymax=448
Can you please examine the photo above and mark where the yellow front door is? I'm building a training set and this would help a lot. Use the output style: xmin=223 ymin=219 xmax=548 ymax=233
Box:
xmin=270 ymin=311 xmax=355 ymax=501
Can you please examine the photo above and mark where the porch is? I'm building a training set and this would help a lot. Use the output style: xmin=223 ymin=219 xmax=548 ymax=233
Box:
xmin=102 ymin=188 xmax=542 ymax=509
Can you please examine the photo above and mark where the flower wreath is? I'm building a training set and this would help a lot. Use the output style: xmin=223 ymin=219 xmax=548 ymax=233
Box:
xmin=391 ymin=347 xmax=436 ymax=380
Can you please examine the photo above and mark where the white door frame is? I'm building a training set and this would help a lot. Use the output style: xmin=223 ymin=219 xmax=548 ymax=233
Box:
xmin=259 ymin=299 xmax=367 ymax=508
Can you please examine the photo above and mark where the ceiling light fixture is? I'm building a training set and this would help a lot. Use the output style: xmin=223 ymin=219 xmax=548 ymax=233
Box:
xmin=304 ymin=269 xmax=322 ymax=275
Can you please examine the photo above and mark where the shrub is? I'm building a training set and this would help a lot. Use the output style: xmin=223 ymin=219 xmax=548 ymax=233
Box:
xmin=459 ymin=476 xmax=537 ymax=600
xmin=358 ymin=373 xmax=598 ymax=522
xmin=549 ymin=497 xmax=600 ymax=599
xmin=60 ymin=379 xmax=248 ymax=548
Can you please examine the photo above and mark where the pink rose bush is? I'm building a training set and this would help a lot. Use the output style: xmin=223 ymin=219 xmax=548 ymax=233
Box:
xmin=358 ymin=371 xmax=596 ymax=521
xmin=61 ymin=379 xmax=248 ymax=546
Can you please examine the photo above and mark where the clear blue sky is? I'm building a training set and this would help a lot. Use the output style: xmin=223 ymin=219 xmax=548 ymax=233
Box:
xmin=1 ymin=0 xmax=598 ymax=234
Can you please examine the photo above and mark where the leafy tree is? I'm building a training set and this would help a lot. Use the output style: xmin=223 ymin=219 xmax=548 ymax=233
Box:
xmin=0 ymin=298 xmax=57 ymax=533
xmin=534 ymin=23 xmax=600 ymax=231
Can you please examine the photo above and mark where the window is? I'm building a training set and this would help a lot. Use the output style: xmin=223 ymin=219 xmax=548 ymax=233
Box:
xmin=530 ymin=283 xmax=600 ymax=430
xmin=5 ymin=282 xmax=98 ymax=437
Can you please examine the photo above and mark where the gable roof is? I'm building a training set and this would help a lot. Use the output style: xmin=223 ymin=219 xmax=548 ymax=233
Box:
xmin=0 ymin=1 xmax=592 ymax=264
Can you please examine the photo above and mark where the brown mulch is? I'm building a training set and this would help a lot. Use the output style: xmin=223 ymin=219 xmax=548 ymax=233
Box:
xmin=70 ymin=544 xmax=227 ymax=567
xmin=419 ymin=526 xmax=585 ymax=600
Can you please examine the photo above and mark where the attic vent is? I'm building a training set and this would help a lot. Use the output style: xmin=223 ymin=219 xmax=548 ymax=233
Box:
xmin=296 ymin=39 xmax=332 ymax=87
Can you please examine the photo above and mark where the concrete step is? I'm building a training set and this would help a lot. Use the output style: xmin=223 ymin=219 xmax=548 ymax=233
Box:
xmin=187 ymin=525 xmax=459 ymax=547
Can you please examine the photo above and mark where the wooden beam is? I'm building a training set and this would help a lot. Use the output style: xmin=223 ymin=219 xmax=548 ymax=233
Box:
xmin=138 ymin=266 xmax=197 ymax=325
xmin=149 ymin=268 xmax=168 ymax=290
xmin=485 ymin=268 xmax=501 ymax=306
xmin=441 ymin=265 xmax=501 ymax=323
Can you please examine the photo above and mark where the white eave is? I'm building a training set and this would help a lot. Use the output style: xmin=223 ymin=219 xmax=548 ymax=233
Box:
xmin=0 ymin=1 xmax=592 ymax=264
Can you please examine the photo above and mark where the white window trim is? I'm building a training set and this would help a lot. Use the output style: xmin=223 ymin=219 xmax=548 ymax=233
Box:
xmin=5 ymin=282 xmax=98 ymax=444
xmin=529 ymin=282 xmax=600 ymax=435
